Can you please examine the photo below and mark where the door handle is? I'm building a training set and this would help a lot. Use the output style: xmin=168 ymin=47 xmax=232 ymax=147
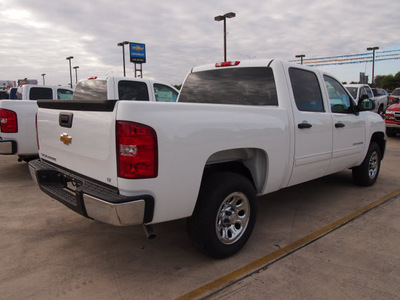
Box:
xmin=335 ymin=122 xmax=345 ymax=128
xmin=298 ymin=122 xmax=312 ymax=129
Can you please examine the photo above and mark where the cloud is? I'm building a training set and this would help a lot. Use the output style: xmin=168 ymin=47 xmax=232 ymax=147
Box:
xmin=1 ymin=0 xmax=399 ymax=86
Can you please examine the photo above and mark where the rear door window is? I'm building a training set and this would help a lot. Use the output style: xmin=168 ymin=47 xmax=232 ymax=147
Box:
xmin=153 ymin=84 xmax=178 ymax=102
xmin=57 ymin=89 xmax=73 ymax=100
xmin=289 ymin=68 xmax=324 ymax=112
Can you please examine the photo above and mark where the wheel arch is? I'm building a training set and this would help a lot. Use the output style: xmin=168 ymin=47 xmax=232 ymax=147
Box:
xmin=370 ymin=131 xmax=386 ymax=160
xmin=202 ymin=148 xmax=268 ymax=194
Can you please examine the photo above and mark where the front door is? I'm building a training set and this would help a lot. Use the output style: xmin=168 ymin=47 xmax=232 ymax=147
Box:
xmin=324 ymin=75 xmax=366 ymax=173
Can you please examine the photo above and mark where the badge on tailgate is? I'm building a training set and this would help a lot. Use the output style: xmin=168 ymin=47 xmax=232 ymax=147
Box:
xmin=60 ymin=133 xmax=72 ymax=145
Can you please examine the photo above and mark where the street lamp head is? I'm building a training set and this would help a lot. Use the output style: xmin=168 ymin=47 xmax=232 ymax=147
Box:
xmin=122 ymin=41 xmax=129 ymax=45
xmin=214 ymin=12 xmax=236 ymax=21
xmin=66 ymin=56 xmax=74 ymax=60
xmin=367 ymin=46 xmax=379 ymax=51
xmin=73 ymin=66 xmax=79 ymax=70
xmin=295 ymin=54 xmax=305 ymax=58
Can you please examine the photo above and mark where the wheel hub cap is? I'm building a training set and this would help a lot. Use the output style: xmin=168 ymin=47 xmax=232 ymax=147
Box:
xmin=216 ymin=192 xmax=250 ymax=245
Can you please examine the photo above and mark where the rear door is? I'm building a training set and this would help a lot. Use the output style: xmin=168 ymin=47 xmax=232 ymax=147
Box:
xmin=287 ymin=67 xmax=333 ymax=186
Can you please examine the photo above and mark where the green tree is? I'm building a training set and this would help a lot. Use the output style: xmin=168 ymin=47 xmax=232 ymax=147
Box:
xmin=381 ymin=75 xmax=396 ymax=91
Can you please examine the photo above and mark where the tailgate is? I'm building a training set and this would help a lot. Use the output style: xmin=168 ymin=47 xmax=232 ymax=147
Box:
xmin=37 ymin=100 xmax=119 ymax=186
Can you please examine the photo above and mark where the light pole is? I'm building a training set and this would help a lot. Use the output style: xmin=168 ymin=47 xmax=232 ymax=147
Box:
xmin=66 ymin=56 xmax=74 ymax=88
xmin=41 ymin=73 xmax=46 ymax=85
xmin=73 ymin=66 xmax=79 ymax=84
xmin=117 ymin=41 xmax=129 ymax=77
xmin=295 ymin=54 xmax=305 ymax=65
xmin=367 ymin=46 xmax=379 ymax=85
xmin=214 ymin=12 xmax=236 ymax=62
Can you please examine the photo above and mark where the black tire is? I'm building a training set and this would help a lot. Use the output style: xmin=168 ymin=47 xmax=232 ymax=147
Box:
xmin=187 ymin=172 xmax=257 ymax=258
xmin=378 ymin=105 xmax=384 ymax=118
xmin=352 ymin=142 xmax=381 ymax=186
xmin=386 ymin=128 xmax=396 ymax=137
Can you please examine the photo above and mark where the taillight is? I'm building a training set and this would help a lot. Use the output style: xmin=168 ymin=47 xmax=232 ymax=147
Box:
xmin=116 ymin=121 xmax=158 ymax=179
xmin=215 ymin=61 xmax=240 ymax=67
xmin=389 ymin=96 xmax=393 ymax=101
xmin=0 ymin=109 xmax=18 ymax=133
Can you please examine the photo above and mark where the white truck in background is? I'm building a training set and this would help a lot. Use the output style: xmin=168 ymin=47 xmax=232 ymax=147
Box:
xmin=344 ymin=84 xmax=388 ymax=116
xmin=72 ymin=76 xmax=179 ymax=102
xmin=1 ymin=77 xmax=178 ymax=162
xmin=30 ymin=60 xmax=385 ymax=258
xmin=0 ymin=85 xmax=74 ymax=161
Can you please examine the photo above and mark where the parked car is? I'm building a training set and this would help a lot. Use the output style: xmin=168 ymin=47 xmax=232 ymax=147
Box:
xmin=389 ymin=88 xmax=400 ymax=104
xmin=384 ymin=102 xmax=400 ymax=137
xmin=371 ymin=87 xmax=389 ymax=98
xmin=345 ymin=84 xmax=388 ymax=116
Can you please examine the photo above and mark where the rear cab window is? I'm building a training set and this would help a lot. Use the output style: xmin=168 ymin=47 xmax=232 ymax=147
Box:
xmin=29 ymin=87 xmax=53 ymax=100
xmin=73 ymin=80 xmax=107 ymax=100
xmin=179 ymin=67 xmax=278 ymax=106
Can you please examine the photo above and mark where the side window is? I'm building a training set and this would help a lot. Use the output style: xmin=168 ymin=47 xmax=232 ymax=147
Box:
xmin=324 ymin=75 xmax=354 ymax=113
xmin=289 ymin=68 xmax=324 ymax=112
xmin=57 ymin=89 xmax=73 ymax=100
xmin=29 ymin=87 xmax=53 ymax=100
xmin=366 ymin=87 xmax=373 ymax=99
xmin=118 ymin=80 xmax=149 ymax=101
xmin=153 ymin=84 xmax=178 ymax=102
xmin=359 ymin=87 xmax=367 ymax=100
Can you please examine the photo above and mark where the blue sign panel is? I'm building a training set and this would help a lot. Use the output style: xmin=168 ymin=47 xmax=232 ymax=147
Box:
xmin=129 ymin=42 xmax=146 ymax=63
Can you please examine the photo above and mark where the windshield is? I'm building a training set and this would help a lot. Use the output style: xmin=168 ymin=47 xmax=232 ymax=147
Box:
xmin=73 ymin=80 xmax=107 ymax=100
xmin=179 ymin=67 xmax=278 ymax=106
xmin=345 ymin=87 xmax=357 ymax=99
xmin=392 ymin=89 xmax=400 ymax=96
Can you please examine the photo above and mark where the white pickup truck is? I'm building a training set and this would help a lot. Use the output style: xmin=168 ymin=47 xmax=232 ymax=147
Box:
xmin=29 ymin=60 xmax=386 ymax=258
xmin=1 ymin=77 xmax=178 ymax=161
xmin=0 ymin=85 xmax=73 ymax=161
xmin=72 ymin=76 xmax=179 ymax=102
xmin=344 ymin=84 xmax=388 ymax=116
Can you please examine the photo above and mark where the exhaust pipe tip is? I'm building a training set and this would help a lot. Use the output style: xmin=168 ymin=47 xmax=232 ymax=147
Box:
xmin=143 ymin=224 xmax=157 ymax=240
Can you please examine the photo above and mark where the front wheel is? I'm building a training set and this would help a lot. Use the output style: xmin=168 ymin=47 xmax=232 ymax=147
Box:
xmin=352 ymin=142 xmax=381 ymax=186
xmin=187 ymin=172 xmax=257 ymax=258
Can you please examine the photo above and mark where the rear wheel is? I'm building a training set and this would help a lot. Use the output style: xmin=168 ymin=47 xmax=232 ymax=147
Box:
xmin=187 ymin=172 xmax=257 ymax=258
xmin=352 ymin=142 xmax=381 ymax=186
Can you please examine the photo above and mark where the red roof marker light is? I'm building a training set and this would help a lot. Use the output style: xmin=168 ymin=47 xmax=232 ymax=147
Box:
xmin=215 ymin=61 xmax=240 ymax=67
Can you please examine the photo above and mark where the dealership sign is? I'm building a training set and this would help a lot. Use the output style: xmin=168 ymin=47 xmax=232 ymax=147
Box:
xmin=129 ymin=42 xmax=146 ymax=63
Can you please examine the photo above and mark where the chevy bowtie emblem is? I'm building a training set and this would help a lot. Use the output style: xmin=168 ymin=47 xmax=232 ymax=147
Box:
xmin=60 ymin=133 xmax=72 ymax=145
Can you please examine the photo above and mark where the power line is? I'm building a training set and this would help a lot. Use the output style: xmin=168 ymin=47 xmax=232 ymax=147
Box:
xmin=290 ymin=49 xmax=400 ymax=67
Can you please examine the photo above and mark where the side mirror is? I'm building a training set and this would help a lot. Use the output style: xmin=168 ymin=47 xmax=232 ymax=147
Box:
xmin=359 ymin=94 xmax=369 ymax=101
xmin=358 ymin=98 xmax=375 ymax=111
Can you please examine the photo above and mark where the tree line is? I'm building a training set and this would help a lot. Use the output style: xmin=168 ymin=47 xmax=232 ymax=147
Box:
xmin=346 ymin=71 xmax=400 ymax=91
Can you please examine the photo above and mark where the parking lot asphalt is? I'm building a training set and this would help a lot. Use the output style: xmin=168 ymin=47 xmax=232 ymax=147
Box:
xmin=1 ymin=137 xmax=400 ymax=300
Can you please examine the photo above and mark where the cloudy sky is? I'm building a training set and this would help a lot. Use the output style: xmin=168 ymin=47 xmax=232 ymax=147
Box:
xmin=1 ymin=0 xmax=399 ymax=87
